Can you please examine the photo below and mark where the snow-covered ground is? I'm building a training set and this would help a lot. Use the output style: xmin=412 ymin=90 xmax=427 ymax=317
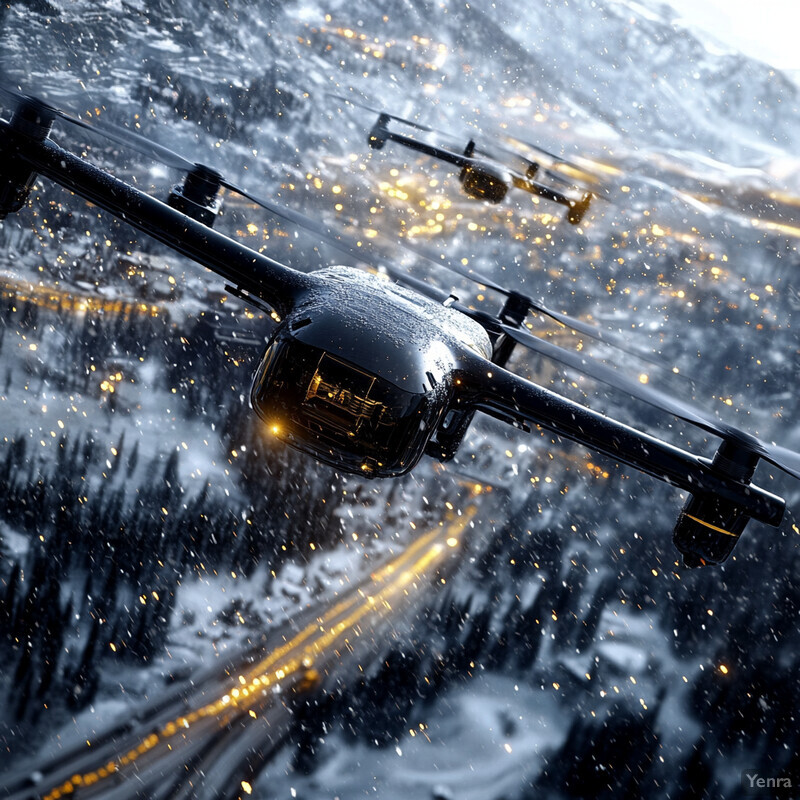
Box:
xmin=2 ymin=0 xmax=800 ymax=797
xmin=261 ymin=673 xmax=569 ymax=800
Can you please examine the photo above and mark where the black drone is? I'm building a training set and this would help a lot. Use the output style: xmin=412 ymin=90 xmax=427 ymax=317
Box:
xmin=329 ymin=94 xmax=593 ymax=225
xmin=0 ymin=87 xmax=798 ymax=569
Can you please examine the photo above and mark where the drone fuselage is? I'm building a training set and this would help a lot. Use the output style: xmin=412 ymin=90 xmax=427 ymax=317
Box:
xmin=367 ymin=116 xmax=590 ymax=222
xmin=459 ymin=160 xmax=512 ymax=203
xmin=250 ymin=266 xmax=492 ymax=476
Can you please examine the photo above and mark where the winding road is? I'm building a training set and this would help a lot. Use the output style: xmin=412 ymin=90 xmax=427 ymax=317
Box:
xmin=1 ymin=504 xmax=477 ymax=800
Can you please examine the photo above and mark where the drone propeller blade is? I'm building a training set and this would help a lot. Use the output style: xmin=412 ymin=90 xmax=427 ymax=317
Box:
xmin=0 ymin=83 xmax=195 ymax=171
xmin=497 ymin=318 xmax=721 ymax=430
xmin=0 ymin=85 xmax=85 ymax=130
xmin=221 ymin=178 xmax=345 ymax=241
xmin=375 ymin=230 xmax=672 ymax=370
xmin=0 ymin=84 xmax=50 ymax=110
xmin=494 ymin=319 xmax=800 ymax=480
xmin=491 ymin=127 xmax=610 ymax=191
xmin=218 ymin=178 xmax=453 ymax=302
xmin=0 ymin=83 xmax=26 ymax=107
xmin=761 ymin=443 xmax=800 ymax=481
xmin=79 ymin=118 xmax=195 ymax=172
xmin=497 ymin=129 xmax=584 ymax=172
xmin=17 ymin=85 xmax=449 ymax=304
xmin=327 ymin=92 xmax=435 ymax=134
xmin=537 ymin=165 xmax=592 ymax=191
xmin=456 ymin=128 xmax=578 ymax=190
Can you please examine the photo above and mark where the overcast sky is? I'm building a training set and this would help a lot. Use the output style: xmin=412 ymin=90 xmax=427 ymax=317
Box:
xmin=662 ymin=0 xmax=797 ymax=71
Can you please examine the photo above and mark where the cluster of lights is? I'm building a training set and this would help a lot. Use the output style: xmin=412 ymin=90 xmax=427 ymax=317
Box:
xmin=99 ymin=371 xmax=124 ymax=394
xmin=298 ymin=20 xmax=448 ymax=74
xmin=586 ymin=461 xmax=610 ymax=479
xmin=0 ymin=276 xmax=161 ymax=319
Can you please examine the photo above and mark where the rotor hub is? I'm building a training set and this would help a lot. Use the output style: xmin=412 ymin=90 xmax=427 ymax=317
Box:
xmin=711 ymin=439 xmax=760 ymax=484
xmin=167 ymin=163 xmax=223 ymax=226
xmin=182 ymin=164 xmax=223 ymax=206
xmin=10 ymin=96 xmax=55 ymax=141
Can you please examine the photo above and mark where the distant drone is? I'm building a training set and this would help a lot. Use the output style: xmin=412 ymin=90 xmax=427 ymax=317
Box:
xmin=330 ymin=94 xmax=593 ymax=225
xmin=0 ymin=86 xmax=798 ymax=569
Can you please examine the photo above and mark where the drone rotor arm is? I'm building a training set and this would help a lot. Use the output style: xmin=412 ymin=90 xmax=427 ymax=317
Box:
xmin=455 ymin=358 xmax=784 ymax=529
xmin=457 ymin=358 xmax=785 ymax=568
xmin=484 ymin=318 xmax=800 ymax=483
xmin=84 ymin=118 xmax=196 ymax=171
xmin=0 ymin=120 xmax=313 ymax=316
xmin=511 ymin=173 xmax=593 ymax=224
xmin=376 ymin=127 xmax=470 ymax=169
xmin=511 ymin=174 xmax=569 ymax=204
xmin=327 ymin=93 xmax=436 ymax=133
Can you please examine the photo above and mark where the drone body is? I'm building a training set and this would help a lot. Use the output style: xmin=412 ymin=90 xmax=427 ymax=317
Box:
xmin=0 ymin=90 xmax=797 ymax=568
xmin=251 ymin=266 xmax=491 ymax=477
xmin=362 ymin=106 xmax=594 ymax=224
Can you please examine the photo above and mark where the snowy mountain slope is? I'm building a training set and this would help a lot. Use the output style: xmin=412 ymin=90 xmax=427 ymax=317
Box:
xmin=1 ymin=0 xmax=799 ymax=798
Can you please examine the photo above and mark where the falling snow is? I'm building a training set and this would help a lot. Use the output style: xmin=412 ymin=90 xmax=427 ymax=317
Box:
xmin=1 ymin=0 xmax=799 ymax=798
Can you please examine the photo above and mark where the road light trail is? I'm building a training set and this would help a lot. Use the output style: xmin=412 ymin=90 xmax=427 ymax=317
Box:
xmin=1 ymin=504 xmax=477 ymax=800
